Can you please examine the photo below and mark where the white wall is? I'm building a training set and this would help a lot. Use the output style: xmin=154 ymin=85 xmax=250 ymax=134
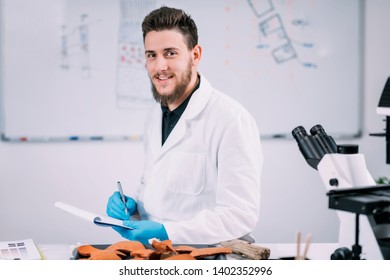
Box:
xmin=1 ymin=0 xmax=390 ymax=246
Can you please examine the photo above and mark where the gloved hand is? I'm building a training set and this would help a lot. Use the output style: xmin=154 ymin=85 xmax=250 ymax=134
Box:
xmin=113 ymin=220 xmax=169 ymax=244
xmin=106 ymin=191 xmax=137 ymax=220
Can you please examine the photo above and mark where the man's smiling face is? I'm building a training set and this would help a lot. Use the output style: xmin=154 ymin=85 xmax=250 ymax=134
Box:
xmin=144 ymin=29 xmax=199 ymax=108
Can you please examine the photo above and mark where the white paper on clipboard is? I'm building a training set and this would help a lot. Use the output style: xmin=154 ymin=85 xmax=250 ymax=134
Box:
xmin=54 ymin=201 xmax=133 ymax=230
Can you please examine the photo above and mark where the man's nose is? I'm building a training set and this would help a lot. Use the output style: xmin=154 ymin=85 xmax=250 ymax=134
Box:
xmin=155 ymin=56 xmax=168 ymax=71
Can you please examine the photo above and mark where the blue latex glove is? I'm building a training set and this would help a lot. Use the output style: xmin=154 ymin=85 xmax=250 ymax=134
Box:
xmin=106 ymin=191 xmax=137 ymax=220
xmin=113 ymin=220 xmax=169 ymax=244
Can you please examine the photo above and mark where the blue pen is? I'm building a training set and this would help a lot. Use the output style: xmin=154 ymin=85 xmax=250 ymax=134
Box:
xmin=117 ymin=181 xmax=129 ymax=215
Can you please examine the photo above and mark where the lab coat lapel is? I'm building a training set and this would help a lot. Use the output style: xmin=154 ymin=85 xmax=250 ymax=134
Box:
xmin=147 ymin=104 xmax=186 ymax=163
xmin=148 ymin=107 xmax=163 ymax=163
xmin=153 ymin=74 xmax=212 ymax=162
xmin=159 ymin=117 xmax=186 ymax=156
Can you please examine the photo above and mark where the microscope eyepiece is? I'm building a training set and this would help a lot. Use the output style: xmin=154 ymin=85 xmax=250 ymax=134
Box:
xmin=292 ymin=124 xmax=338 ymax=169
xmin=310 ymin=124 xmax=326 ymax=136
xmin=292 ymin=126 xmax=308 ymax=140
xmin=292 ymin=125 xmax=324 ymax=169
xmin=310 ymin=124 xmax=338 ymax=153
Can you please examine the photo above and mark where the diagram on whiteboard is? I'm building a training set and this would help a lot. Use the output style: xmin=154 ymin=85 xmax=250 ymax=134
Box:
xmin=246 ymin=0 xmax=317 ymax=69
xmin=2 ymin=0 xmax=361 ymax=140
xmin=116 ymin=0 xmax=157 ymax=109
xmin=60 ymin=13 xmax=101 ymax=78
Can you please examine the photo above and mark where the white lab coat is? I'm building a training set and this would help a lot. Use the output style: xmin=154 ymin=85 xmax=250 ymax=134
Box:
xmin=135 ymin=75 xmax=263 ymax=244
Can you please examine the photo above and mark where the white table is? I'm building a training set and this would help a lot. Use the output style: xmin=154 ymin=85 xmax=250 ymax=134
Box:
xmin=261 ymin=243 xmax=338 ymax=260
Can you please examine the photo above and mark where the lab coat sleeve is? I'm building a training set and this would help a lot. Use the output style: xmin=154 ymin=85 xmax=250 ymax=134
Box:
xmin=163 ymin=112 xmax=263 ymax=244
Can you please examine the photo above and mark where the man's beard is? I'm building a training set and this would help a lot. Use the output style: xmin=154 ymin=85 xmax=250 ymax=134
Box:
xmin=151 ymin=61 xmax=192 ymax=107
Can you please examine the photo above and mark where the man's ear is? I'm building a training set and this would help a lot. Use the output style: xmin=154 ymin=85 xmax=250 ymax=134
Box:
xmin=192 ymin=45 xmax=202 ymax=66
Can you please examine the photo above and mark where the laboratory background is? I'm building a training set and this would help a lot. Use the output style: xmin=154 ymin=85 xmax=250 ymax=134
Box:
xmin=1 ymin=0 xmax=390 ymax=246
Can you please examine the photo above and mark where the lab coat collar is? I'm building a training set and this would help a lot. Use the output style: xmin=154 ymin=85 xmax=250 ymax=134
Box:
xmin=180 ymin=74 xmax=211 ymax=121
xmin=150 ymin=74 xmax=212 ymax=161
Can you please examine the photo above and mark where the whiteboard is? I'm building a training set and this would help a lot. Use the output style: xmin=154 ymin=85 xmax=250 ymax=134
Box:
xmin=0 ymin=0 xmax=363 ymax=141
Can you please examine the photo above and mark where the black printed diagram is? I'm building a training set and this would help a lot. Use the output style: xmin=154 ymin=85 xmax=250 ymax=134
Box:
xmin=247 ymin=0 xmax=317 ymax=68
xmin=60 ymin=13 xmax=99 ymax=78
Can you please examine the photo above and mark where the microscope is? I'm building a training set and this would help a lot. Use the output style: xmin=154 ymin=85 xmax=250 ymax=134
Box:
xmin=372 ymin=76 xmax=390 ymax=164
xmin=291 ymin=78 xmax=390 ymax=260
xmin=292 ymin=124 xmax=390 ymax=260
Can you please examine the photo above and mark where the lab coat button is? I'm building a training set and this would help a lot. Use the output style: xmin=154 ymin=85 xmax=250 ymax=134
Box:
xmin=329 ymin=178 xmax=338 ymax=186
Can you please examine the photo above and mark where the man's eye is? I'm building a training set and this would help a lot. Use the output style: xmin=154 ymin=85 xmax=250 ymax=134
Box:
xmin=146 ymin=53 xmax=155 ymax=58
xmin=165 ymin=51 xmax=176 ymax=57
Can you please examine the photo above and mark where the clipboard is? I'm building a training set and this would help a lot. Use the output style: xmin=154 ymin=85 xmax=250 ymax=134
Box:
xmin=54 ymin=201 xmax=133 ymax=230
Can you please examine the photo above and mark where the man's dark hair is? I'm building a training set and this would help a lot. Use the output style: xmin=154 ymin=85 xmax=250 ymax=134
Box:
xmin=142 ymin=6 xmax=198 ymax=50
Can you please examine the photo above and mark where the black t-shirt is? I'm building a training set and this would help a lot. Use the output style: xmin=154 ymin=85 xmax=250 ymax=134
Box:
xmin=161 ymin=78 xmax=200 ymax=145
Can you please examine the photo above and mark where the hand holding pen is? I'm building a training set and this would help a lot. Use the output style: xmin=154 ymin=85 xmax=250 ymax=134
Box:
xmin=106 ymin=181 xmax=137 ymax=220
xmin=117 ymin=181 xmax=129 ymax=216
